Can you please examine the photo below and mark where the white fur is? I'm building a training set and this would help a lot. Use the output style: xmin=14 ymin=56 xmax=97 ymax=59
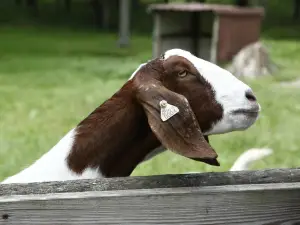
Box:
xmin=163 ymin=49 xmax=261 ymax=135
xmin=129 ymin=63 xmax=147 ymax=80
xmin=1 ymin=129 xmax=102 ymax=184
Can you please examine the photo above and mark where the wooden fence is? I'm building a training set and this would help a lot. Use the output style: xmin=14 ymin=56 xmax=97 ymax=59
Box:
xmin=1 ymin=168 xmax=300 ymax=224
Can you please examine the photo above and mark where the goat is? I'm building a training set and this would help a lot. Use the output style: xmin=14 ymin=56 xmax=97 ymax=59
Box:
xmin=1 ymin=48 xmax=261 ymax=184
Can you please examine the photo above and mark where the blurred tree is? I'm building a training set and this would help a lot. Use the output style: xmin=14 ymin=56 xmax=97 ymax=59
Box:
xmin=293 ymin=0 xmax=300 ymax=20
xmin=90 ymin=0 xmax=111 ymax=29
xmin=90 ymin=0 xmax=101 ymax=27
xmin=54 ymin=0 xmax=72 ymax=13
xmin=185 ymin=0 xmax=206 ymax=2
xmin=101 ymin=0 xmax=111 ymax=29
xmin=15 ymin=0 xmax=22 ymax=5
xmin=26 ymin=0 xmax=36 ymax=7
xmin=234 ymin=0 xmax=250 ymax=6
xmin=64 ymin=0 xmax=71 ymax=12
xmin=26 ymin=0 xmax=39 ymax=16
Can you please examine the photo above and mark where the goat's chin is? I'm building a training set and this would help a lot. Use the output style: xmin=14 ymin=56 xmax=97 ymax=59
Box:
xmin=231 ymin=112 xmax=260 ymax=130
xmin=205 ymin=113 xmax=259 ymax=135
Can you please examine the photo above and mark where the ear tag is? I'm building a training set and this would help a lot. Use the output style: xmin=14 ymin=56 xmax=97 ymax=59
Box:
xmin=159 ymin=100 xmax=179 ymax=122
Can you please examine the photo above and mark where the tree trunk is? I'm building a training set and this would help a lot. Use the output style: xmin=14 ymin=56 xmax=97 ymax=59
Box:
xmin=234 ymin=0 xmax=250 ymax=7
xmin=26 ymin=0 xmax=37 ymax=7
xmin=293 ymin=0 xmax=300 ymax=20
xmin=26 ymin=0 xmax=39 ymax=16
xmin=90 ymin=0 xmax=102 ymax=28
xmin=15 ymin=0 xmax=22 ymax=5
xmin=185 ymin=0 xmax=206 ymax=2
xmin=64 ymin=0 xmax=71 ymax=12
xmin=101 ymin=0 xmax=110 ymax=29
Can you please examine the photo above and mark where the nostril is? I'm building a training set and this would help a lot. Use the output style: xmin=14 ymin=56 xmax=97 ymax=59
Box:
xmin=245 ymin=90 xmax=257 ymax=102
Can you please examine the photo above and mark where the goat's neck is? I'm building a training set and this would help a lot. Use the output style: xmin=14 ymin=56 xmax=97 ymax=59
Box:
xmin=2 ymin=82 xmax=161 ymax=184
xmin=67 ymin=83 xmax=161 ymax=177
xmin=1 ymin=128 xmax=96 ymax=184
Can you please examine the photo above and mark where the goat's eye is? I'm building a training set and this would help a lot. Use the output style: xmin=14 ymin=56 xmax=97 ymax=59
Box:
xmin=178 ymin=70 xmax=187 ymax=78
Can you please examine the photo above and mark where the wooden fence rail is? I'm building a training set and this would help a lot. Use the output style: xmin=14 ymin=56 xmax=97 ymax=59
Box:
xmin=1 ymin=168 xmax=300 ymax=224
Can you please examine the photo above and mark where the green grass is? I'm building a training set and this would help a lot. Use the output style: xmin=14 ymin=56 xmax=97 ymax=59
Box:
xmin=1 ymin=25 xmax=300 ymax=181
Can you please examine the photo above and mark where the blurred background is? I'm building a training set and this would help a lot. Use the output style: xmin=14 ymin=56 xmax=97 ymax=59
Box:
xmin=0 ymin=0 xmax=300 ymax=181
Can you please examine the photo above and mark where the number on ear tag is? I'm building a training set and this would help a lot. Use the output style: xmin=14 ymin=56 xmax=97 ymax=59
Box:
xmin=159 ymin=100 xmax=179 ymax=121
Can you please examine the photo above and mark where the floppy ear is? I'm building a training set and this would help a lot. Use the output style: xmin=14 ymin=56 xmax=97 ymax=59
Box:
xmin=193 ymin=135 xmax=220 ymax=165
xmin=191 ymin=135 xmax=220 ymax=166
xmin=136 ymin=82 xmax=219 ymax=164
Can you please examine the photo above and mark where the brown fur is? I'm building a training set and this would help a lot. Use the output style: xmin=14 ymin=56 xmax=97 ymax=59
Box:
xmin=67 ymin=56 xmax=223 ymax=177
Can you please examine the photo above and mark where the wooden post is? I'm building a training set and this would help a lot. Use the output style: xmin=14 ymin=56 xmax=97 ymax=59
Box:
xmin=210 ymin=15 xmax=219 ymax=63
xmin=118 ymin=0 xmax=130 ymax=47
xmin=152 ymin=13 xmax=162 ymax=58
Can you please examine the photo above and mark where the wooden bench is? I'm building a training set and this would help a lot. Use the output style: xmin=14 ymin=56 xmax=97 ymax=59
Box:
xmin=148 ymin=3 xmax=264 ymax=64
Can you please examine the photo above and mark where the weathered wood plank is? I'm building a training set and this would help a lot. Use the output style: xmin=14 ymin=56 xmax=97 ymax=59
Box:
xmin=152 ymin=11 xmax=193 ymax=57
xmin=1 ymin=168 xmax=300 ymax=196
xmin=1 ymin=183 xmax=300 ymax=225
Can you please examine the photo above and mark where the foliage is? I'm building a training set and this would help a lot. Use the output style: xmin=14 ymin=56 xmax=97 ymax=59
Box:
xmin=0 ymin=0 xmax=298 ymax=33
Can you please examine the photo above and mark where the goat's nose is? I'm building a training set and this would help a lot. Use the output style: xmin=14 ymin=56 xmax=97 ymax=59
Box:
xmin=245 ymin=90 xmax=257 ymax=102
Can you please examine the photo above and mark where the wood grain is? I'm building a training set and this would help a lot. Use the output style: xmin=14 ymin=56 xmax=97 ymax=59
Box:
xmin=2 ymin=169 xmax=300 ymax=224
xmin=1 ymin=168 xmax=300 ymax=196
xmin=1 ymin=183 xmax=300 ymax=225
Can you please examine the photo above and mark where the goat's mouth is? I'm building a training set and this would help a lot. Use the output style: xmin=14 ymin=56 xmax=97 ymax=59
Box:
xmin=231 ymin=108 xmax=260 ymax=117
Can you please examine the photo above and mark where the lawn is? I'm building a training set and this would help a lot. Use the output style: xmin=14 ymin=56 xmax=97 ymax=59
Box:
xmin=1 ymin=25 xmax=300 ymax=181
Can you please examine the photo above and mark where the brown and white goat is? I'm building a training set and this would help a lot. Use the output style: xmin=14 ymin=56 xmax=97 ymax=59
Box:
xmin=2 ymin=49 xmax=261 ymax=184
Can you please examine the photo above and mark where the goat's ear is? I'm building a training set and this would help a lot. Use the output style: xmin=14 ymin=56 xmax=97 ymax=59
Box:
xmin=136 ymin=82 xmax=219 ymax=164
xmin=191 ymin=135 xmax=220 ymax=166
